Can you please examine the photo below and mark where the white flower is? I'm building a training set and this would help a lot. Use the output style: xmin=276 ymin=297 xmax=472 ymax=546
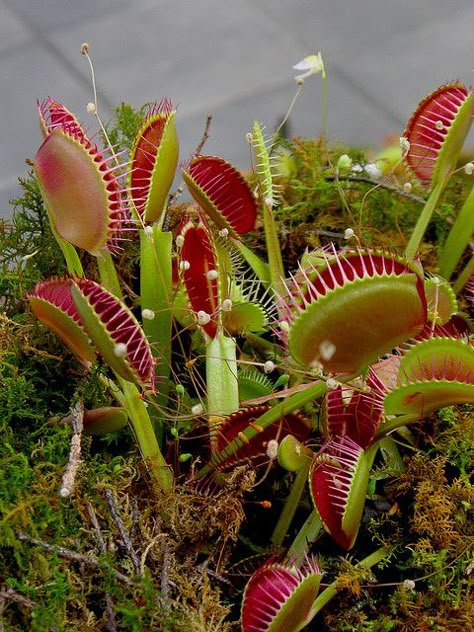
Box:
xmin=191 ymin=403 xmax=204 ymax=416
xmin=464 ymin=162 xmax=474 ymax=175
xmin=293 ymin=53 xmax=325 ymax=82
xmin=86 ymin=102 xmax=96 ymax=115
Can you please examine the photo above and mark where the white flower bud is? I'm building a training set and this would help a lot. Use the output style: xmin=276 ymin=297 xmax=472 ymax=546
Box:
xmin=399 ymin=136 xmax=410 ymax=154
xmin=266 ymin=439 xmax=279 ymax=459
xmin=221 ymin=298 xmax=232 ymax=312
xmin=403 ymin=182 xmax=412 ymax=193
xmin=179 ymin=260 xmax=190 ymax=271
xmin=264 ymin=360 xmax=275 ymax=374
xmin=464 ymin=162 xmax=474 ymax=175
xmin=191 ymin=403 xmax=204 ymax=416
xmin=207 ymin=269 xmax=218 ymax=280
xmin=142 ymin=309 xmax=155 ymax=320
xmin=176 ymin=234 xmax=185 ymax=247
xmin=435 ymin=120 xmax=444 ymax=130
xmin=113 ymin=343 xmax=128 ymax=358
xmin=403 ymin=579 xmax=416 ymax=591
xmin=309 ymin=360 xmax=324 ymax=375
xmin=218 ymin=228 xmax=229 ymax=238
xmin=326 ymin=377 xmax=339 ymax=390
xmin=197 ymin=310 xmax=211 ymax=325
xmin=144 ymin=225 xmax=153 ymax=237
xmin=344 ymin=228 xmax=355 ymax=240
xmin=279 ymin=320 xmax=290 ymax=334
xmin=86 ymin=102 xmax=96 ymax=115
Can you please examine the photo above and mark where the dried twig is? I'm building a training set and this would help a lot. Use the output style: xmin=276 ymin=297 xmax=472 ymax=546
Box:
xmin=86 ymin=502 xmax=118 ymax=631
xmin=16 ymin=531 xmax=134 ymax=586
xmin=60 ymin=399 xmax=84 ymax=498
xmin=86 ymin=501 xmax=107 ymax=555
xmin=104 ymin=489 xmax=141 ymax=576
xmin=167 ymin=114 xmax=213 ymax=208
xmin=0 ymin=587 xmax=36 ymax=609
xmin=195 ymin=114 xmax=213 ymax=156
xmin=324 ymin=173 xmax=426 ymax=204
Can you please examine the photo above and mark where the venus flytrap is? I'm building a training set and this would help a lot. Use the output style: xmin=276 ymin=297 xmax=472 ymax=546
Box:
xmin=31 ymin=97 xmax=175 ymax=492
xmin=20 ymin=56 xmax=474 ymax=630
xmin=403 ymin=83 xmax=474 ymax=261
xmin=248 ymin=121 xmax=286 ymax=300
xmin=128 ymin=102 xmax=179 ymax=436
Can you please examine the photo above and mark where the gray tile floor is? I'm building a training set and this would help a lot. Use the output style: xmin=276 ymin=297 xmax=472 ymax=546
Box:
xmin=1 ymin=0 xmax=473 ymax=219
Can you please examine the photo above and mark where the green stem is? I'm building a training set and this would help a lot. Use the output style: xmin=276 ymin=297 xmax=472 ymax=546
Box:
xmin=405 ymin=179 xmax=446 ymax=261
xmin=196 ymin=379 xmax=328 ymax=479
xmin=375 ymin=412 xmax=422 ymax=439
xmin=271 ymin=458 xmax=311 ymax=547
xmin=206 ymin=332 xmax=239 ymax=418
xmin=262 ymin=200 xmax=286 ymax=299
xmin=438 ymin=179 xmax=474 ymax=280
xmin=309 ymin=546 xmax=390 ymax=618
xmin=234 ymin=241 xmax=270 ymax=285
xmin=97 ymin=251 xmax=123 ymax=299
xmin=453 ymin=254 xmax=474 ymax=293
xmin=321 ymin=68 xmax=327 ymax=141
xmin=140 ymin=227 xmax=173 ymax=439
xmin=286 ymin=510 xmax=323 ymax=563
xmin=46 ymin=209 xmax=84 ymax=277
xmin=115 ymin=378 xmax=173 ymax=492
xmin=58 ymin=238 xmax=83 ymax=277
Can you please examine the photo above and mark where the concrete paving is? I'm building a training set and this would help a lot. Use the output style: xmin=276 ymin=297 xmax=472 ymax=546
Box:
xmin=1 ymin=0 xmax=473 ymax=219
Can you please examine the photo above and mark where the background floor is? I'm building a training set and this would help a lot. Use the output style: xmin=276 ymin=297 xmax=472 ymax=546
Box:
xmin=1 ymin=0 xmax=473 ymax=218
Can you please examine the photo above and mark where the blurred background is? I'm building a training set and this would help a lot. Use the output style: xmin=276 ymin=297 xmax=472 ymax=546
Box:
xmin=1 ymin=0 xmax=473 ymax=218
